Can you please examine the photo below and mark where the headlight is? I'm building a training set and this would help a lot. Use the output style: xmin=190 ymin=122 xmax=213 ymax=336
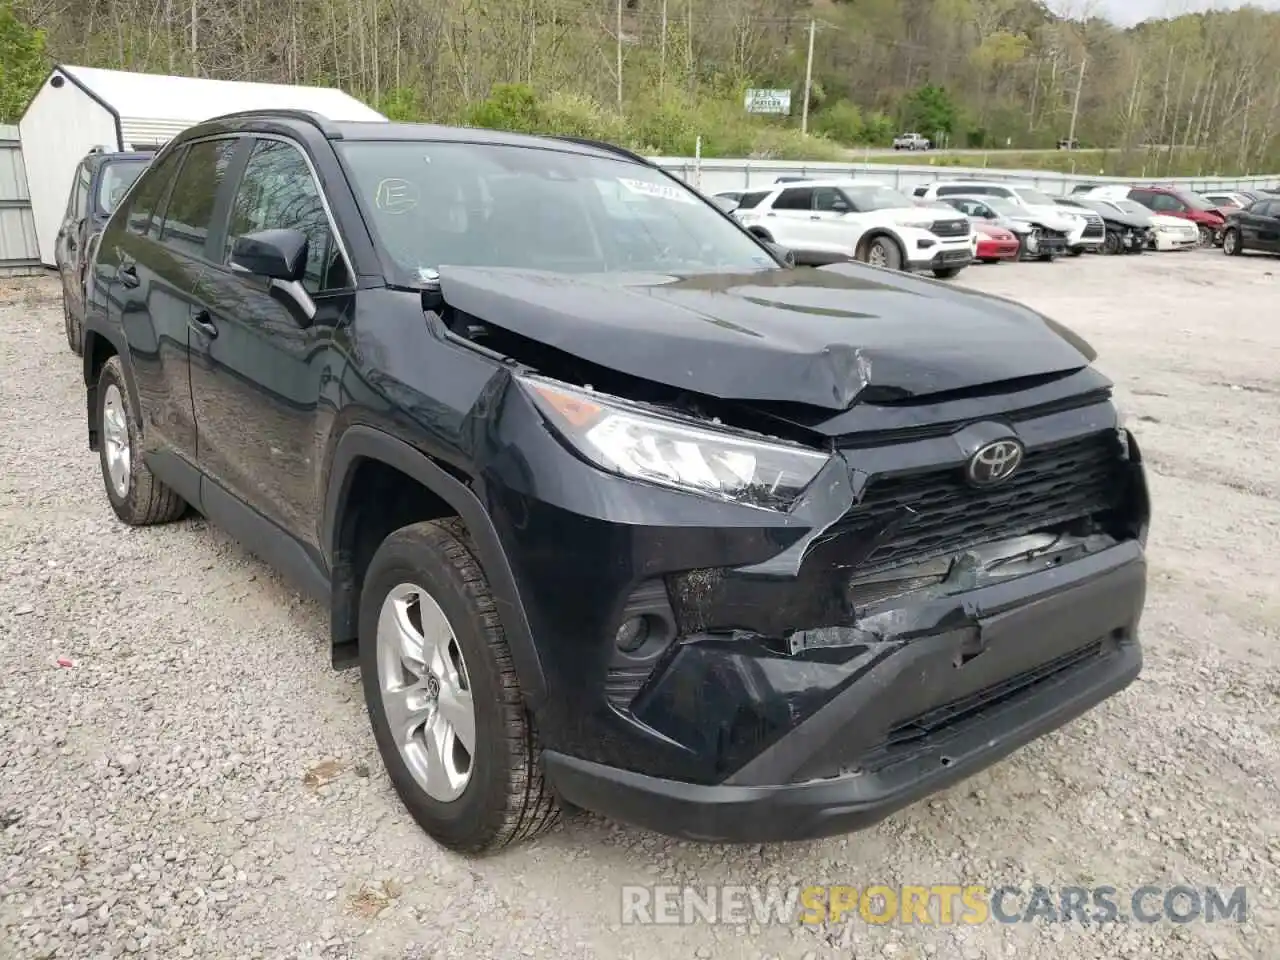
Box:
xmin=899 ymin=219 xmax=934 ymax=229
xmin=520 ymin=376 xmax=832 ymax=510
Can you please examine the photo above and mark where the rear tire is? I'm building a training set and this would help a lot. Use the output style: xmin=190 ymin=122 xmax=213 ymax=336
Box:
xmin=359 ymin=519 xmax=560 ymax=855
xmin=932 ymin=266 xmax=963 ymax=279
xmin=96 ymin=357 xmax=187 ymax=526
xmin=1197 ymin=224 xmax=1213 ymax=247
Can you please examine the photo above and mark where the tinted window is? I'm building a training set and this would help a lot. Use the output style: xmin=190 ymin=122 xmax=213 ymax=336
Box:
xmin=68 ymin=164 xmax=91 ymax=219
xmin=159 ymin=138 xmax=236 ymax=258
xmin=812 ymin=187 xmax=848 ymax=212
xmin=225 ymin=139 xmax=351 ymax=293
xmin=1150 ymin=193 xmax=1184 ymax=212
xmin=773 ymin=188 xmax=814 ymax=210
xmin=1253 ymin=200 xmax=1275 ymax=217
xmin=737 ymin=191 xmax=769 ymax=210
xmin=912 ymin=186 xmax=927 ymax=197
xmin=125 ymin=149 xmax=183 ymax=237
xmin=97 ymin=160 xmax=149 ymax=216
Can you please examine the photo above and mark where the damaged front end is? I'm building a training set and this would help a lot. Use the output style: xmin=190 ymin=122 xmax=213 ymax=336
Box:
xmin=575 ymin=400 xmax=1149 ymax=797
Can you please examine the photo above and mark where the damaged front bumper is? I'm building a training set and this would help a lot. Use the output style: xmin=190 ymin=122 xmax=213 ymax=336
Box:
xmin=545 ymin=535 xmax=1144 ymax=842
xmin=491 ymin=386 xmax=1150 ymax=841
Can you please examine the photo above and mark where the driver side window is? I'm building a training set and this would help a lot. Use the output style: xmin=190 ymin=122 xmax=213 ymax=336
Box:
xmin=224 ymin=139 xmax=352 ymax=294
xmin=812 ymin=188 xmax=850 ymax=212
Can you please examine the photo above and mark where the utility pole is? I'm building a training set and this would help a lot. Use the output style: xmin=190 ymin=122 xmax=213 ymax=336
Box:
xmin=1067 ymin=55 xmax=1086 ymax=145
xmin=659 ymin=0 xmax=668 ymax=94
xmin=616 ymin=0 xmax=623 ymax=109
xmin=801 ymin=18 xmax=816 ymax=136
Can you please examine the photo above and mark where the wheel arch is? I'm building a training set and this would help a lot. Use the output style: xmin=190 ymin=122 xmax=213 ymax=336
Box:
xmin=82 ymin=325 xmax=141 ymax=451
xmin=857 ymin=228 xmax=904 ymax=263
xmin=322 ymin=425 xmax=547 ymax=708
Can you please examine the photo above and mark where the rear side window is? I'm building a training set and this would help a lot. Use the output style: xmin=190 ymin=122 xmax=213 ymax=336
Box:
xmin=737 ymin=191 xmax=769 ymax=210
xmin=125 ymin=150 xmax=184 ymax=238
xmin=912 ymin=186 xmax=927 ymax=197
xmin=159 ymin=138 xmax=237 ymax=258
xmin=774 ymin=188 xmax=814 ymax=210
xmin=67 ymin=164 xmax=91 ymax=219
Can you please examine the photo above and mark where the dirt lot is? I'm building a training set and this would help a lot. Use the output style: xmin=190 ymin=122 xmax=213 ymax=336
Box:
xmin=1 ymin=251 xmax=1277 ymax=960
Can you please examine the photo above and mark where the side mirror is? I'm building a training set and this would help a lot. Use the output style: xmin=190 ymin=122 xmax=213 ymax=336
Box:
xmin=831 ymin=201 xmax=850 ymax=214
xmin=767 ymin=242 xmax=796 ymax=267
xmin=229 ymin=228 xmax=316 ymax=325
xmin=230 ymin=228 xmax=308 ymax=281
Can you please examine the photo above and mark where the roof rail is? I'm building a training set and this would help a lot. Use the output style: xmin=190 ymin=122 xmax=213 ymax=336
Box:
xmin=548 ymin=135 xmax=651 ymax=165
xmin=202 ymin=108 xmax=341 ymax=138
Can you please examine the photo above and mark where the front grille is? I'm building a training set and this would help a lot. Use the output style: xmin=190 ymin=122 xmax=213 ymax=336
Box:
xmin=1083 ymin=221 xmax=1105 ymax=239
xmin=830 ymin=430 xmax=1125 ymax=575
xmin=930 ymin=218 xmax=970 ymax=238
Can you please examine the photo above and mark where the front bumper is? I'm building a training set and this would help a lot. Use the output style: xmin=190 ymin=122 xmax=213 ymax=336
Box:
xmin=545 ymin=540 xmax=1145 ymax=842
xmin=905 ymin=239 xmax=972 ymax=271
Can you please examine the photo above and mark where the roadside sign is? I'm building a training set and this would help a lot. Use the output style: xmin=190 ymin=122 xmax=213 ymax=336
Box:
xmin=744 ymin=89 xmax=792 ymax=115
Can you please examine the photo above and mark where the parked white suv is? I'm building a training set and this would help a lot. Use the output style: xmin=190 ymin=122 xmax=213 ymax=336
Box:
xmin=734 ymin=180 xmax=973 ymax=278
xmin=893 ymin=133 xmax=932 ymax=151
xmin=912 ymin=180 xmax=1105 ymax=255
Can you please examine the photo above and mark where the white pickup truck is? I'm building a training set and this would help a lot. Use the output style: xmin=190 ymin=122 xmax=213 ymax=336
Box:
xmin=892 ymin=132 xmax=931 ymax=151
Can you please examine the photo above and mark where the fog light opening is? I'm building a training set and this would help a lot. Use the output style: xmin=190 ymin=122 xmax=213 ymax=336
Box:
xmin=616 ymin=616 xmax=652 ymax=653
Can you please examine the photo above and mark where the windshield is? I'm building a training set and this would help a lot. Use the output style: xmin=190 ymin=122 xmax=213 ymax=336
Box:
xmin=337 ymin=141 xmax=780 ymax=282
xmin=1178 ymin=190 xmax=1216 ymax=211
xmin=1011 ymin=187 xmax=1056 ymax=206
xmin=978 ymin=196 xmax=1023 ymax=216
xmin=97 ymin=159 xmax=149 ymax=215
xmin=1110 ymin=200 xmax=1149 ymax=217
xmin=842 ymin=185 xmax=915 ymax=211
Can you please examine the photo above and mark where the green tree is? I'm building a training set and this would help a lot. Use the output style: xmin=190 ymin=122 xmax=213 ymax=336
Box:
xmin=0 ymin=2 xmax=46 ymax=123
xmin=899 ymin=84 xmax=957 ymax=139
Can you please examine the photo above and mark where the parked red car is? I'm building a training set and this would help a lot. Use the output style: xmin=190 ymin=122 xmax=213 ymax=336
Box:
xmin=972 ymin=221 xmax=1021 ymax=262
xmin=1127 ymin=186 xmax=1228 ymax=246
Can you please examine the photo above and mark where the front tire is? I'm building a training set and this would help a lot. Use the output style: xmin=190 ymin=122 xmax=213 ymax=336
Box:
xmin=860 ymin=235 xmax=903 ymax=271
xmin=1197 ymin=224 xmax=1214 ymax=247
xmin=96 ymin=357 xmax=187 ymax=526
xmin=359 ymin=519 xmax=560 ymax=855
xmin=1223 ymin=227 xmax=1242 ymax=256
xmin=932 ymin=266 xmax=964 ymax=279
xmin=1103 ymin=231 xmax=1122 ymax=255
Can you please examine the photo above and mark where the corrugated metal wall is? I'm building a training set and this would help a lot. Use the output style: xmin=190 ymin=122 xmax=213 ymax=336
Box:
xmin=0 ymin=124 xmax=42 ymax=276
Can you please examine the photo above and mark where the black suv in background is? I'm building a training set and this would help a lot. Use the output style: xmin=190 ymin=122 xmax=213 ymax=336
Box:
xmin=56 ymin=148 xmax=153 ymax=354
xmin=82 ymin=111 xmax=1150 ymax=855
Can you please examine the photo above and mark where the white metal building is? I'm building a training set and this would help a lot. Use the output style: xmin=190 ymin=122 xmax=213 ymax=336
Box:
xmin=18 ymin=65 xmax=386 ymax=266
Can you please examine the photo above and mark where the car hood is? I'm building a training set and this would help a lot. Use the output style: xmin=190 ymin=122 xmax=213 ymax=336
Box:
xmin=1020 ymin=205 xmax=1081 ymax=231
xmin=973 ymin=222 xmax=1016 ymax=239
xmin=1149 ymin=213 xmax=1195 ymax=229
xmin=437 ymin=263 xmax=1094 ymax=412
xmin=1088 ymin=208 xmax=1148 ymax=228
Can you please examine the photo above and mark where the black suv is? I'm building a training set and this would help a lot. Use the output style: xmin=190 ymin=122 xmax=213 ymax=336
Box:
xmin=82 ymin=110 xmax=1151 ymax=855
xmin=56 ymin=148 xmax=154 ymax=355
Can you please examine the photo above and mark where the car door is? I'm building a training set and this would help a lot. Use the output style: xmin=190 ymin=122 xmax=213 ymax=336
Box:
xmin=1250 ymin=201 xmax=1280 ymax=251
xmin=810 ymin=186 xmax=862 ymax=256
xmin=91 ymin=143 xmax=230 ymax=497
xmin=187 ymin=135 xmax=356 ymax=546
xmin=1148 ymin=192 xmax=1189 ymax=221
xmin=761 ymin=187 xmax=818 ymax=254
xmin=56 ymin=162 xmax=92 ymax=310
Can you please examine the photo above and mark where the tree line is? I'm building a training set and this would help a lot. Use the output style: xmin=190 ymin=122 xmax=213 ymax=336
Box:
xmin=3 ymin=0 xmax=1279 ymax=174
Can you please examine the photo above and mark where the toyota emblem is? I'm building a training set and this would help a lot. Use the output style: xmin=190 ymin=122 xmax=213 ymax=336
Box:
xmin=966 ymin=439 xmax=1024 ymax=486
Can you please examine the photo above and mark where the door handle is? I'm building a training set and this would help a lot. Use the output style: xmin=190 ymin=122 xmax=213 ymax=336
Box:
xmin=809 ymin=215 xmax=821 ymax=220
xmin=189 ymin=309 xmax=218 ymax=339
xmin=116 ymin=263 xmax=139 ymax=288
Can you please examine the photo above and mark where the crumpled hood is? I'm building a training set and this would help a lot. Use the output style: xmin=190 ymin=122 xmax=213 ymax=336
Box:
xmin=437 ymin=263 xmax=1094 ymax=412
xmin=1019 ymin=206 xmax=1081 ymax=233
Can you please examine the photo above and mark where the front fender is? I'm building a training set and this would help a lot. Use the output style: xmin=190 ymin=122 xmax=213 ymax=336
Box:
xmin=322 ymin=425 xmax=548 ymax=708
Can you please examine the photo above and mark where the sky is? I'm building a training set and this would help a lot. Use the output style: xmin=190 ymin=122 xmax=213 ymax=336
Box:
xmin=1068 ymin=0 xmax=1280 ymax=26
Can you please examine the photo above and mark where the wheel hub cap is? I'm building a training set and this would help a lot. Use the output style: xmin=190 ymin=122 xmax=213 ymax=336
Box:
xmin=869 ymin=244 xmax=887 ymax=266
xmin=102 ymin=384 xmax=131 ymax=498
xmin=376 ymin=583 xmax=475 ymax=802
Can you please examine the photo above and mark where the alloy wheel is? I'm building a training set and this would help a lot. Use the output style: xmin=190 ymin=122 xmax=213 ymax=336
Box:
xmin=375 ymin=582 xmax=476 ymax=802
xmin=101 ymin=384 xmax=131 ymax=499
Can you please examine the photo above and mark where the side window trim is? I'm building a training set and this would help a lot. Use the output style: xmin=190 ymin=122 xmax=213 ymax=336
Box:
xmin=149 ymin=145 xmax=188 ymax=240
xmin=217 ymin=133 xmax=355 ymax=294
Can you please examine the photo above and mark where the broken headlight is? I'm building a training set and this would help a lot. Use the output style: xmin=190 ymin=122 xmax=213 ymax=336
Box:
xmin=519 ymin=375 xmax=831 ymax=510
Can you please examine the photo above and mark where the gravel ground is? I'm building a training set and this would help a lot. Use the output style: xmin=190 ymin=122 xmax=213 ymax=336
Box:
xmin=2 ymin=251 xmax=1278 ymax=960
